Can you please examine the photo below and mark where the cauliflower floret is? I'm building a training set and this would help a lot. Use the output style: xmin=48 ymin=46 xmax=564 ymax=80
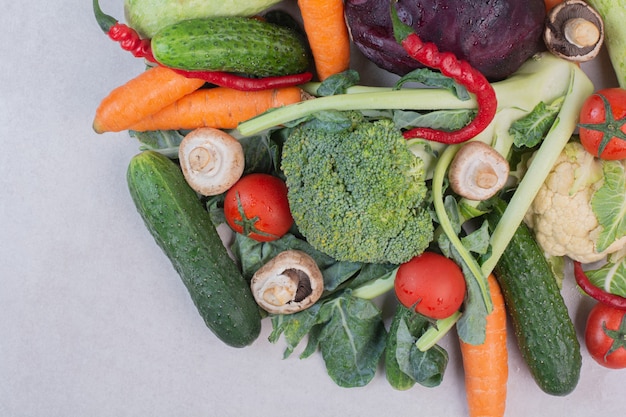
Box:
xmin=525 ymin=142 xmax=626 ymax=263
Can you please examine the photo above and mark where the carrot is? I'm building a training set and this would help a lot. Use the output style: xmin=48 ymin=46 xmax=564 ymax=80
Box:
xmin=297 ymin=0 xmax=351 ymax=81
xmin=93 ymin=66 xmax=205 ymax=133
xmin=459 ymin=274 xmax=508 ymax=417
xmin=544 ymin=0 xmax=564 ymax=12
xmin=128 ymin=86 xmax=305 ymax=131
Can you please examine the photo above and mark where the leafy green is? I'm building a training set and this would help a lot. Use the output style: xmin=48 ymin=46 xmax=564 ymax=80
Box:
xmin=270 ymin=291 xmax=386 ymax=388
xmin=509 ymin=97 xmax=563 ymax=148
xmin=392 ymin=109 xmax=475 ymax=131
xmin=314 ymin=294 xmax=387 ymax=387
xmin=130 ymin=129 xmax=185 ymax=158
xmin=315 ymin=69 xmax=360 ymax=97
xmin=393 ymin=311 xmax=448 ymax=387
xmin=394 ymin=68 xmax=471 ymax=100
xmin=587 ymin=259 xmax=626 ymax=298
xmin=592 ymin=160 xmax=626 ymax=252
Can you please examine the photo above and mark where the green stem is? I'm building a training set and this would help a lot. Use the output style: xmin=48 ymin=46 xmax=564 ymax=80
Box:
xmin=351 ymin=269 xmax=397 ymax=300
xmin=481 ymin=67 xmax=594 ymax=276
xmin=93 ymin=0 xmax=117 ymax=33
xmin=238 ymin=88 xmax=474 ymax=136
xmin=432 ymin=144 xmax=493 ymax=313
xmin=415 ymin=311 xmax=462 ymax=351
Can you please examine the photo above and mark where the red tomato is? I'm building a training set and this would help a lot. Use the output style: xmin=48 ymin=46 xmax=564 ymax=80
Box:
xmin=394 ymin=252 xmax=466 ymax=319
xmin=224 ymin=173 xmax=293 ymax=242
xmin=585 ymin=302 xmax=626 ymax=369
xmin=579 ymin=88 xmax=626 ymax=160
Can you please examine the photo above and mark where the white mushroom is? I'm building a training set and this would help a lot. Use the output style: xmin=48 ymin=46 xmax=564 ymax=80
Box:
xmin=544 ymin=0 xmax=604 ymax=62
xmin=448 ymin=141 xmax=509 ymax=201
xmin=178 ymin=127 xmax=245 ymax=196
xmin=250 ymin=250 xmax=324 ymax=315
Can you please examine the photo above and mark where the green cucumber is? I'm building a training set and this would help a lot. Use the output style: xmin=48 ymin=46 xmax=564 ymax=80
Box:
xmin=486 ymin=198 xmax=581 ymax=396
xmin=151 ymin=17 xmax=310 ymax=77
xmin=127 ymin=150 xmax=261 ymax=347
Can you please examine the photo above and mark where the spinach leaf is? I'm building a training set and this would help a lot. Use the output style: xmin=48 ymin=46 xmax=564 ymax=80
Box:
xmin=315 ymin=293 xmax=387 ymax=387
xmin=269 ymin=291 xmax=386 ymax=387
xmin=385 ymin=304 xmax=431 ymax=390
xmin=394 ymin=68 xmax=470 ymax=100
xmin=269 ymin=303 xmax=323 ymax=358
xmin=509 ymin=97 xmax=563 ymax=148
xmin=393 ymin=308 xmax=448 ymax=387
xmin=130 ymin=129 xmax=185 ymax=158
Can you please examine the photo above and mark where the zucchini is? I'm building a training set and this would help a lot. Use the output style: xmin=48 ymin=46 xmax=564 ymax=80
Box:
xmin=151 ymin=17 xmax=310 ymax=77
xmin=486 ymin=198 xmax=581 ymax=396
xmin=127 ymin=150 xmax=261 ymax=347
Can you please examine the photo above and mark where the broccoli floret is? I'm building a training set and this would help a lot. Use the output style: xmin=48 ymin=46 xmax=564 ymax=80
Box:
xmin=281 ymin=115 xmax=433 ymax=264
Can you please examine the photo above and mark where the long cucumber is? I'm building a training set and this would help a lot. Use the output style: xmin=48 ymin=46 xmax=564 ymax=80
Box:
xmin=486 ymin=198 xmax=581 ymax=396
xmin=127 ymin=150 xmax=261 ymax=347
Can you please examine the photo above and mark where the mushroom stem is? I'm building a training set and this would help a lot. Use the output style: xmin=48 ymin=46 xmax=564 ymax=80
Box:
xmin=543 ymin=0 xmax=604 ymax=62
xmin=475 ymin=164 xmax=498 ymax=189
xmin=564 ymin=17 xmax=600 ymax=48
xmin=178 ymin=127 xmax=245 ymax=196
xmin=250 ymin=250 xmax=324 ymax=314
xmin=188 ymin=146 xmax=216 ymax=173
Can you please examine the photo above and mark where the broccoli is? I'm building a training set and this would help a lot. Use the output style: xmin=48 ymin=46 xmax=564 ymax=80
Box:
xmin=281 ymin=115 xmax=433 ymax=264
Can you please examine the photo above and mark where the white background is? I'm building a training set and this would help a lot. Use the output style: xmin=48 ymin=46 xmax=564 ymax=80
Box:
xmin=1 ymin=1 xmax=624 ymax=416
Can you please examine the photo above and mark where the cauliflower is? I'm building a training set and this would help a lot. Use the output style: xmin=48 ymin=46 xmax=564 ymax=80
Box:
xmin=525 ymin=141 xmax=626 ymax=263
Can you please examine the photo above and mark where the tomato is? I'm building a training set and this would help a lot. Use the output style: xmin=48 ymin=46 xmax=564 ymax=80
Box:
xmin=579 ymin=88 xmax=626 ymax=160
xmin=394 ymin=252 xmax=466 ymax=319
xmin=584 ymin=302 xmax=626 ymax=369
xmin=223 ymin=173 xmax=293 ymax=242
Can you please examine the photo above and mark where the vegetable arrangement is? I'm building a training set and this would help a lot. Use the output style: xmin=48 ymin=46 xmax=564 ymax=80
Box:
xmin=92 ymin=0 xmax=626 ymax=415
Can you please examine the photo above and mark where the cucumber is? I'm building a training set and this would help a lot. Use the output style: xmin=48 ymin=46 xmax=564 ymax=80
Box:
xmin=486 ymin=198 xmax=581 ymax=396
xmin=151 ymin=17 xmax=310 ymax=77
xmin=127 ymin=150 xmax=261 ymax=347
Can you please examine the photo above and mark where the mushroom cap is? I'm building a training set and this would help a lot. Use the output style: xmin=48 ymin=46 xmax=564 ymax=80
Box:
xmin=250 ymin=250 xmax=324 ymax=315
xmin=544 ymin=0 xmax=604 ymax=62
xmin=178 ymin=127 xmax=245 ymax=196
xmin=448 ymin=141 xmax=510 ymax=201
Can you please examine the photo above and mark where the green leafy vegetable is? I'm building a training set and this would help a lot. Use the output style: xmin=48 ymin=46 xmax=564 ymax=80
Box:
xmin=592 ymin=160 xmax=626 ymax=252
xmin=587 ymin=259 xmax=626 ymax=298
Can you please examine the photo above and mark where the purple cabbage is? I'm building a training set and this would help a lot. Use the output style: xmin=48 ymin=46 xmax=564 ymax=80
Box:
xmin=345 ymin=0 xmax=546 ymax=81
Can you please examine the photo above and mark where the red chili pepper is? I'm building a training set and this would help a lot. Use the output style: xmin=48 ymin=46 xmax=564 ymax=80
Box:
xmin=390 ymin=3 xmax=497 ymax=144
xmin=168 ymin=69 xmax=313 ymax=92
xmin=573 ymin=261 xmax=626 ymax=310
xmin=92 ymin=0 xmax=311 ymax=91
xmin=399 ymin=34 xmax=498 ymax=144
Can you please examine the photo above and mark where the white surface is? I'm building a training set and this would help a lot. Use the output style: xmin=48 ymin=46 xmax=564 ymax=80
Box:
xmin=1 ymin=1 xmax=624 ymax=416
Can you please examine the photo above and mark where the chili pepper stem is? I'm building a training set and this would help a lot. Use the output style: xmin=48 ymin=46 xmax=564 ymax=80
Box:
xmin=93 ymin=0 xmax=118 ymax=33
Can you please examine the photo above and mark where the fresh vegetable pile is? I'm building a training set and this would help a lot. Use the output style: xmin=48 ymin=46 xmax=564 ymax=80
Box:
xmin=92 ymin=0 xmax=626 ymax=415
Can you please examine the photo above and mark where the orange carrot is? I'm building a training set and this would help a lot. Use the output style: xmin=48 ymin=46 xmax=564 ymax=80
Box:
xmin=459 ymin=274 xmax=508 ymax=417
xmin=297 ymin=0 xmax=351 ymax=81
xmin=93 ymin=66 xmax=205 ymax=133
xmin=128 ymin=86 xmax=304 ymax=131
xmin=544 ymin=0 xmax=564 ymax=12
